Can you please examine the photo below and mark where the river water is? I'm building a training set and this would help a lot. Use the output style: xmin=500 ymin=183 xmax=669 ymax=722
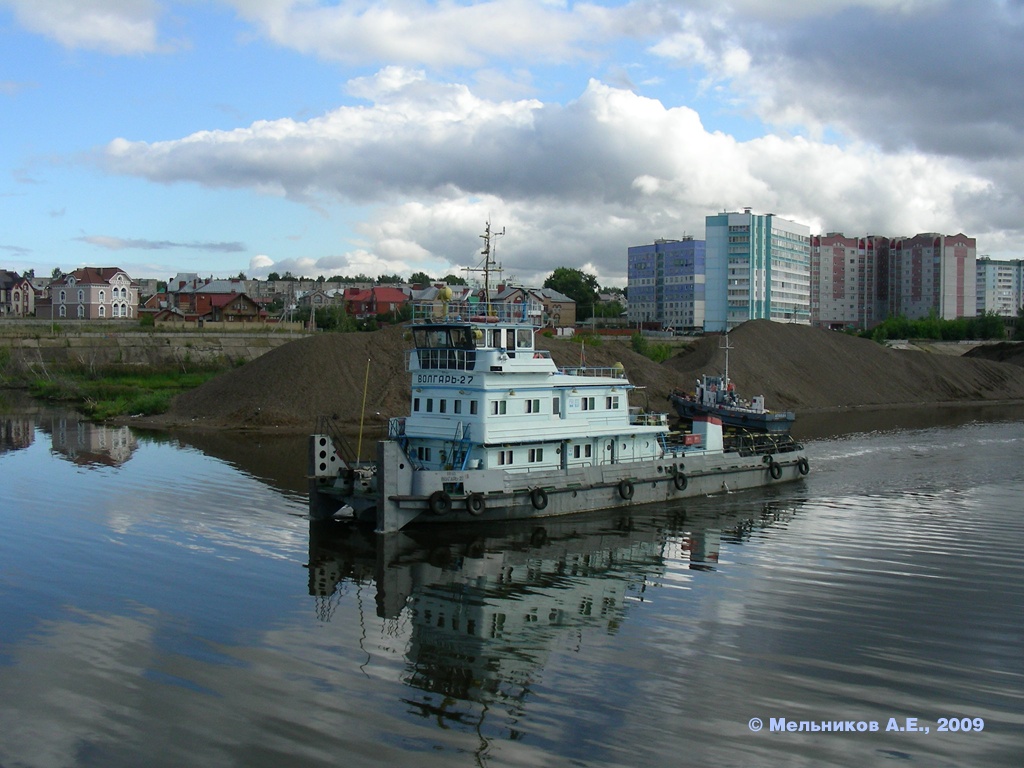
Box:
xmin=1 ymin=402 xmax=1022 ymax=767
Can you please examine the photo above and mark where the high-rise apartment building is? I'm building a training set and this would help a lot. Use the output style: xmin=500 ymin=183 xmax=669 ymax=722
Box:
xmin=810 ymin=234 xmax=889 ymax=330
xmin=626 ymin=238 xmax=705 ymax=331
xmin=705 ymin=209 xmax=811 ymax=332
xmin=889 ymin=233 xmax=976 ymax=320
xmin=976 ymin=256 xmax=1024 ymax=316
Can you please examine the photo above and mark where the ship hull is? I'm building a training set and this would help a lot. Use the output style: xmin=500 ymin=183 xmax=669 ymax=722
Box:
xmin=670 ymin=395 xmax=796 ymax=435
xmin=310 ymin=436 xmax=809 ymax=532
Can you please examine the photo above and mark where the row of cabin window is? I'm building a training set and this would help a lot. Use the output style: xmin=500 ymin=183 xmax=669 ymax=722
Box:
xmin=413 ymin=397 xmax=480 ymax=415
xmin=412 ymin=395 xmax=622 ymax=415
xmin=414 ymin=444 xmax=592 ymax=465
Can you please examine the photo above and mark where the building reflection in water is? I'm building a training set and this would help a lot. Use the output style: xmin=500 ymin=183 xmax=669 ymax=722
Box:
xmin=39 ymin=414 xmax=139 ymax=467
xmin=0 ymin=415 xmax=34 ymax=454
xmin=307 ymin=502 xmax=797 ymax=727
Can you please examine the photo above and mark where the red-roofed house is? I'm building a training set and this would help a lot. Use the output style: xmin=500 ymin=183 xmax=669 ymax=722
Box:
xmin=341 ymin=286 xmax=409 ymax=318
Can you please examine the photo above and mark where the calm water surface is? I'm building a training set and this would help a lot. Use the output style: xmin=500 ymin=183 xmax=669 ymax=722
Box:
xmin=1 ymin=404 xmax=1022 ymax=767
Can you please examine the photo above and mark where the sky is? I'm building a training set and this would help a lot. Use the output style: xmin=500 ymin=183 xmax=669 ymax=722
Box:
xmin=2 ymin=0 xmax=1023 ymax=288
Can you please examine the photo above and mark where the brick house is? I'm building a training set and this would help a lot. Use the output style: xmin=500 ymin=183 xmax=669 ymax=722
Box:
xmin=342 ymin=286 xmax=409 ymax=318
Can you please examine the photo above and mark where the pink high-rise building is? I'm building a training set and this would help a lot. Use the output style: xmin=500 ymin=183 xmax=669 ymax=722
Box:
xmin=811 ymin=232 xmax=975 ymax=329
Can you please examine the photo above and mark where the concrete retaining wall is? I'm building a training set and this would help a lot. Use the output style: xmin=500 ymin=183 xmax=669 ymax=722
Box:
xmin=0 ymin=326 xmax=308 ymax=369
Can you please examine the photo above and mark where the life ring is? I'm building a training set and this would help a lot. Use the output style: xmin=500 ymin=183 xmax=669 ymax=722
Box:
xmin=530 ymin=487 xmax=548 ymax=510
xmin=428 ymin=490 xmax=452 ymax=515
xmin=673 ymin=471 xmax=688 ymax=491
xmin=797 ymin=457 xmax=809 ymax=475
xmin=618 ymin=479 xmax=635 ymax=500
xmin=768 ymin=461 xmax=782 ymax=480
xmin=467 ymin=492 xmax=486 ymax=516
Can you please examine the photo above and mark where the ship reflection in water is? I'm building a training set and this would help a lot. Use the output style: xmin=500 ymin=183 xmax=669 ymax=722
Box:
xmin=307 ymin=502 xmax=797 ymax=720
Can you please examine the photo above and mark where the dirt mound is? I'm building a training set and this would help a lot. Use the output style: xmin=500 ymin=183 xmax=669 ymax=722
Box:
xmin=664 ymin=321 xmax=1024 ymax=410
xmin=151 ymin=320 xmax=1024 ymax=431
xmin=964 ymin=341 xmax=1024 ymax=368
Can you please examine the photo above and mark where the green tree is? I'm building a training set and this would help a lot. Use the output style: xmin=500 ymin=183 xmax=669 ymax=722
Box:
xmin=544 ymin=267 xmax=600 ymax=321
xmin=315 ymin=305 xmax=357 ymax=332
xmin=409 ymin=271 xmax=433 ymax=285
xmin=594 ymin=300 xmax=625 ymax=319
xmin=442 ymin=274 xmax=468 ymax=285
xmin=267 ymin=271 xmax=281 ymax=282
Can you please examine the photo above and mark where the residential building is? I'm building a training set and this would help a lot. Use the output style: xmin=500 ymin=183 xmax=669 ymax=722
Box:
xmin=810 ymin=234 xmax=888 ymax=330
xmin=889 ymin=233 xmax=976 ymax=320
xmin=627 ymin=238 xmax=705 ymax=331
xmin=40 ymin=267 xmax=138 ymax=320
xmin=487 ymin=286 xmax=576 ymax=327
xmin=0 ymin=269 xmax=34 ymax=316
xmin=976 ymin=256 xmax=1024 ymax=317
xmin=705 ymin=210 xmax=811 ymax=331
xmin=342 ymin=286 xmax=409 ymax=319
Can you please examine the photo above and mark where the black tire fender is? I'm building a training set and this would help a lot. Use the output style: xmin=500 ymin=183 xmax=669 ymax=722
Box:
xmin=467 ymin=492 xmax=486 ymax=515
xmin=530 ymin=487 xmax=548 ymax=510
xmin=428 ymin=490 xmax=452 ymax=515
xmin=618 ymin=479 xmax=635 ymax=500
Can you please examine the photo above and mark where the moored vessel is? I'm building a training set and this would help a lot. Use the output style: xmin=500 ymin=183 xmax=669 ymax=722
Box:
xmin=311 ymin=320 xmax=807 ymax=531
xmin=668 ymin=334 xmax=796 ymax=434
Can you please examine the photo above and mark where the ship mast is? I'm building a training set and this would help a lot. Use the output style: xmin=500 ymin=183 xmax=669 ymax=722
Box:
xmin=464 ymin=220 xmax=504 ymax=316
xmin=721 ymin=331 xmax=732 ymax=386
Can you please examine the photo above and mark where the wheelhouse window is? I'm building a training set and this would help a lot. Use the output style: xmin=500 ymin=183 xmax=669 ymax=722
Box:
xmin=490 ymin=400 xmax=507 ymax=415
xmin=528 ymin=448 xmax=544 ymax=463
xmin=498 ymin=449 xmax=514 ymax=465
xmin=525 ymin=399 xmax=541 ymax=414
xmin=413 ymin=325 xmax=477 ymax=370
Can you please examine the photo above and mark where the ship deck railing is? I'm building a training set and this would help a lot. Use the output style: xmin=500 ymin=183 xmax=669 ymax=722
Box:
xmin=558 ymin=365 xmax=627 ymax=378
xmin=409 ymin=300 xmax=540 ymax=325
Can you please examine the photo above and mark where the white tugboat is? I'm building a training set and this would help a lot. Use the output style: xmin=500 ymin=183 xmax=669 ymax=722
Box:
xmin=309 ymin=230 xmax=809 ymax=532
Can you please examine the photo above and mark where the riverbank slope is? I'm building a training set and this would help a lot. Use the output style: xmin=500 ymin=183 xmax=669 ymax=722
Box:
xmin=143 ymin=320 xmax=1024 ymax=432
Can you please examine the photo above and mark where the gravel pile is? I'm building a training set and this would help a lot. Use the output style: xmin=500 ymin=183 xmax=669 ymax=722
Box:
xmin=150 ymin=320 xmax=1024 ymax=432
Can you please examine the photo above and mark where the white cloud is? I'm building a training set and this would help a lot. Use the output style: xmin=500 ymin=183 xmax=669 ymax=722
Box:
xmin=104 ymin=69 xmax=1001 ymax=283
xmin=226 ymin=0 xmax=626 ymax=67
xmin=1 ymin=0 xmax=163 ymax=54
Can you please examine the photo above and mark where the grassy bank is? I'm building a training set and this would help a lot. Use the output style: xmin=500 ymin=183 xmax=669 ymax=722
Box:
xmin=0 ymin=349 xmax=229 ymax=420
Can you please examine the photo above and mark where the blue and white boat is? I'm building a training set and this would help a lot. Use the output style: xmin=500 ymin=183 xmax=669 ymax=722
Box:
xmin=308 ymin=310 xmax=808 ymax=532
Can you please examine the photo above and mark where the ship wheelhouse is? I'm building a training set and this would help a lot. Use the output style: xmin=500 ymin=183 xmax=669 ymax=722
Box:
xmin=394 ymin=305 xmax=668 ymax=475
